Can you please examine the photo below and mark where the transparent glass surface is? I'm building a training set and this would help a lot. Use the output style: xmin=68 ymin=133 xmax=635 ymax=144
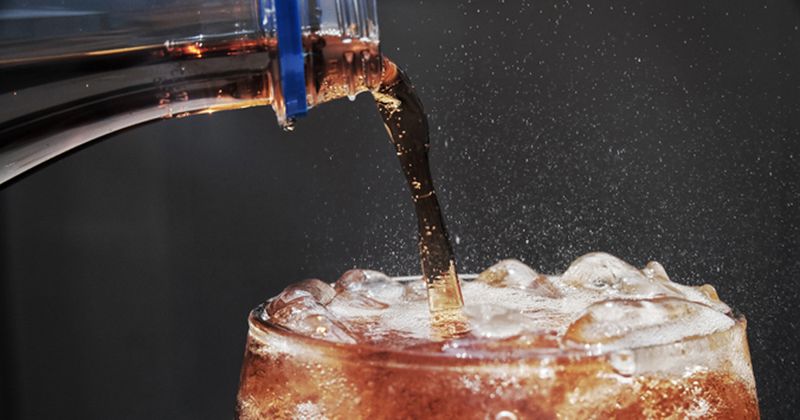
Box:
xmin=236 ymin=276 xmax=759 ymax=419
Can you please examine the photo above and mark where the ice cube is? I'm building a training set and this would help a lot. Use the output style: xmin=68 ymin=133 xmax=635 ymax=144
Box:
xmin=561 ymin=253 xmax=682 ymax=298
xmin=642 ymin=261 xmax=670 ymax=282
xmin=331 ymin=291 xmax=390 ymax=309
xmin=697 ymin=284 xmax=720 ymax=301
xmin=268 ymin=295 xmax=356 ymax=344
xmin=476 ymin=259 xmax=561 ymax=297
xmin=267 ymin=278 xmax=336 ymax=315
xmin=681 ymin=283 xmax=732 ymax=314
xmin=463 ymin=304 xmax=540 ymax=338
xmin=334 ymin=269 xmax=405 ymax=304
xmin=563 ymin=297 xmax=735 ymax=350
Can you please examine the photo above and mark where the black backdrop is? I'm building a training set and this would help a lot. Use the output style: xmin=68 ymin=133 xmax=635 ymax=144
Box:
xmin=1 ymin=0 xmax=799 ymax=418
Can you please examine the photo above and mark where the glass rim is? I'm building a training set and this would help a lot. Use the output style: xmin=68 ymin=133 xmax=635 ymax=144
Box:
xmin=248 ymin=275 xmax=748 ymax=368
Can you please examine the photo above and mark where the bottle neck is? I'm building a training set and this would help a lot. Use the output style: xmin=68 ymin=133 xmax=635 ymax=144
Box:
xmin=263 ymin=0 xmax=383 ymax=124
xmin=293 ymin=34 xmax=383 ymax=123
xmin=0 ymin=39 xmax=276 ymax=184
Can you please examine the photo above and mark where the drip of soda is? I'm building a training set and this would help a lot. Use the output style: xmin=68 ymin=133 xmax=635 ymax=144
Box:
xmin=372 ymin=60 xmax=465 ymax=315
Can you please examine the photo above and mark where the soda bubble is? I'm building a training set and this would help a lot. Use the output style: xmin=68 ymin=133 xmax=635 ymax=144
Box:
xmin=476 ymin=259 xmax=561 ymax=297
xmin=564 ymin=297 xmax=735 ymax=350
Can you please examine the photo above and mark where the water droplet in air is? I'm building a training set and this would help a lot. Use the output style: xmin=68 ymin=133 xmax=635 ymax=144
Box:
xmin=281 ymin=118 xmax=297 ymax=132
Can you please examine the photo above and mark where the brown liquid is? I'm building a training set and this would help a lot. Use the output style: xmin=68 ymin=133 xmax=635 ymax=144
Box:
xmin=237 ymin=306 xmax=760 ymax=419
xmin=373 ymin=60 xmax=464 ymax=314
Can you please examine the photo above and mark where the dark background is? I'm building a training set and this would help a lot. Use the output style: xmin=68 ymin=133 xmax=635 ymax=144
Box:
xmin=2 ymin=0 xmax=798 ymax=418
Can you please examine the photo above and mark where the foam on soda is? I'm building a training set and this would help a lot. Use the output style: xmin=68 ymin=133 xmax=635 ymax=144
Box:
xmin=262 ymin=252 xmax=735 ymax=352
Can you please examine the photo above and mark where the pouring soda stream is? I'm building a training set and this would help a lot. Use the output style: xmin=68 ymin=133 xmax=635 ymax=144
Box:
xmin=373 ymin=60 xmax=465 ymax=318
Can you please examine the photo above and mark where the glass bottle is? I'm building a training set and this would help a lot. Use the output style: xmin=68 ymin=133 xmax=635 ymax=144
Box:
xmin=0 ymin=0 xmax=382 ymax=184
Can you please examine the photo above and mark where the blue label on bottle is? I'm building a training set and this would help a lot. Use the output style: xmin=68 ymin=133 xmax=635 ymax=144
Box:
xmin=273 ymin=0 xmax=308 ymax=118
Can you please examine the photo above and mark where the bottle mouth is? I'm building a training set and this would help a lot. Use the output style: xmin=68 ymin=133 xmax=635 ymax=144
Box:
xmin=260 ymin=0 xmax=382 ymax=125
